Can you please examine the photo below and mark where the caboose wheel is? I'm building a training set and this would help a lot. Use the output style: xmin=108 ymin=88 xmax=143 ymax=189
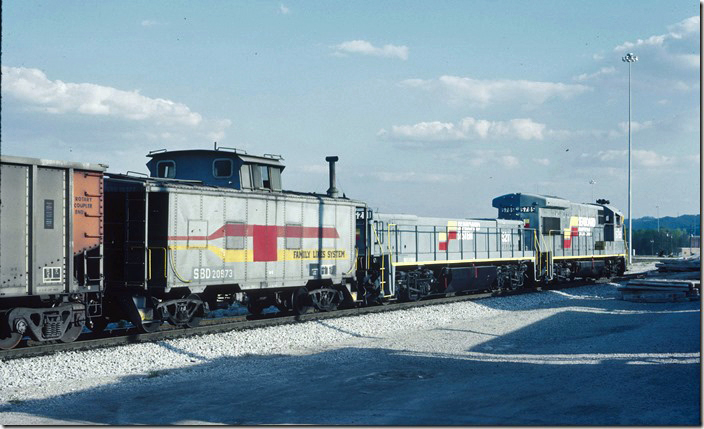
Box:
xmin=60 ymin=323 xmax=84 ymax=343
xmin=185 ymin=294 xmax=204 ymax=328
xmin=138 ymin=320 xmax=162 ymax=333
xmin=292 ymin=288 xmax=312 ymax=315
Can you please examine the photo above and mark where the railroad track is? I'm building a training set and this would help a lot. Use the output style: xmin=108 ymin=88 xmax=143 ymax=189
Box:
xmin=0 ymin=273 xmax=643 ymax=361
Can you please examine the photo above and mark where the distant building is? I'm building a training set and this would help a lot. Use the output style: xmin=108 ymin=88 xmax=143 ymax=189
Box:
xmin=680 ymin=235 xmax=700 ymax=257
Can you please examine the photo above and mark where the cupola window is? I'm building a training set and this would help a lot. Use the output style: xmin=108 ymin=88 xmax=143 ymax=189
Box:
xmin=156 ymin=160 xmax=176 ymax=178
xmin=213 ymin=159 xmax=233 ymax=178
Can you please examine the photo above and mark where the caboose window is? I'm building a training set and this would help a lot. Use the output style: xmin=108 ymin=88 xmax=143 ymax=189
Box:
xmin=270 ymin=167 xmax=282 ymax=191
xmin=261 ymin=166 xmax=270 ymax=189
xmin=156 ymin=160 xmax=176 ymax=178
xmin=240 ymin=165 xmax=252 ymax=189
xmin=285 ymin=224 xmax=302 ymax=249
xmin=213 ymin=159 xmax=233 ymax=178
xmin=225 ymin=222 xmax=245 ymax=249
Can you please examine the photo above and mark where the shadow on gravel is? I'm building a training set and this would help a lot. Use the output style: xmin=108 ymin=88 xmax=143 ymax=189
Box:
xmin=1 ymin=299 xmax=699 ymax=425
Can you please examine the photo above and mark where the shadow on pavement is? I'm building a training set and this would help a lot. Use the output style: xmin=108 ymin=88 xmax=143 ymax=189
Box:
xmin=1 ymin=293 xmax=699 ymax=425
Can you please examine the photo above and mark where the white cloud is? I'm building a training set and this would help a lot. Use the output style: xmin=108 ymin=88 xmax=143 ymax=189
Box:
xmin=460 ymin=150 xmax=520 ymax=169
xmin=334 ymin=40 xmax=409 ymax=60
xmin=278 ymin=3 xmax=290 ymax=14
xmin=617 ymin=120 xmax=653 ymax=134
xmin=592 ymin=149 xmax=675 ymax=167
xmin=500 ymin=155 xmax=520 ymax=168
xmin=672 ymin=53 xmax=700 ymax=69
xmin=400 ymin=75 xmax=590 ymax=107
xmin=366 ymin=171 xmax=460 ymax=183
xmin=533 ymin=158 xmax=550 ymax=166
xmin=614 ymin=16 xmax=699 ymax=66
xmin=378 ymin=116 xmax=549 ymax=142
xmin=573 ymin=67 xmax=615 ymax=81
xmin=2 ymin=66 xmax=202 ymax=126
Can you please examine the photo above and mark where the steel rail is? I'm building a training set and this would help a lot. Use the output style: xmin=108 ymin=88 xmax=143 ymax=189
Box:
xmin=0 ymin=273 xmax=643 ymax=361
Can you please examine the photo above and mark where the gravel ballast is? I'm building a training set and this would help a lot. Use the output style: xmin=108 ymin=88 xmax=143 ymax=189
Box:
xmin=0 ymin=267 xmax=699 ymax=425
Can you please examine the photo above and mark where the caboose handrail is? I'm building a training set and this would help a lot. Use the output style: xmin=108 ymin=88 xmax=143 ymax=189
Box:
xmin=147 ymin=247 xmax=168 ymax=281
xmin=167 ymin=246 xmax=192 ymax=283
xmin=385 ymin=224 xmax=397 ymax=298
xmin=370 ymin=222 xmax=386 ymax=294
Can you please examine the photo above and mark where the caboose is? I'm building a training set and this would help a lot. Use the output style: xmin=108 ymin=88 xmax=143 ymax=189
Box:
xmin=102 ymin=147 xmax=365 ymax=332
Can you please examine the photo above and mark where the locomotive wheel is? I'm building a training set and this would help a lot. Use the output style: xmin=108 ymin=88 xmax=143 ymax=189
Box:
xmin=185 ymin=294 xmax=204 ymax=328
xmin=60 ymin=323 xmax=84 ymax=343
xmin=292 ymin=288 xmax=312 ymax=315
xmin=400 ymin=286 xmax=422 ymax=302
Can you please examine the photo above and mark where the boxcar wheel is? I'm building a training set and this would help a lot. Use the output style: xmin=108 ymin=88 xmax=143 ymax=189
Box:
xmin=0 ymin=332 xmax=21 ymax=350
xmin=0 ymin=314 xmax=22 ymax=349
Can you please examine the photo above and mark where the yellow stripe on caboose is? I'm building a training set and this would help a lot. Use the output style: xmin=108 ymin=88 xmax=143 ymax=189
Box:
xmin=168 ymin=245 xmax=348 ymax=263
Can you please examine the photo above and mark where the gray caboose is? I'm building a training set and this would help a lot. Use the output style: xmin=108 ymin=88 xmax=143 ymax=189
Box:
xmin=102 ymin=147 xmax=365 ymax=332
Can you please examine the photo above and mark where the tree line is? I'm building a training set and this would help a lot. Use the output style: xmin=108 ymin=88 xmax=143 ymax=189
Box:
xmin=627 ymin=228 xmax=698 ymax=256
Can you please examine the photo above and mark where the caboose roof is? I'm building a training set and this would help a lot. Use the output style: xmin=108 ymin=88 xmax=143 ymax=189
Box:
xmin=147 ymin=149 xmax=285 ymax=169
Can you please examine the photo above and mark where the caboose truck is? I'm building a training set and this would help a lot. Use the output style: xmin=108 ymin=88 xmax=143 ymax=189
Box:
xmin=101 ymin=147 xmax=365 ymax=332
xmin=0 ymin=156 xmax=106 ymax=349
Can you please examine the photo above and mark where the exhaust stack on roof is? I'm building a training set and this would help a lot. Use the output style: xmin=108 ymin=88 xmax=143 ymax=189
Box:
xmin=325 ymin=156 xmax=339 ymax=198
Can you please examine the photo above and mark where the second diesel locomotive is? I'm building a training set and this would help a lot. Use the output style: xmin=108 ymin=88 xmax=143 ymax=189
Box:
xmin=0 ymin=147 xmax=627 ymax=348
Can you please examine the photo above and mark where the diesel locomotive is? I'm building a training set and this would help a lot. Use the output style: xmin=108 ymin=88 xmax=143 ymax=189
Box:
xmin=0 ymin=147 xmax=627 ymax=348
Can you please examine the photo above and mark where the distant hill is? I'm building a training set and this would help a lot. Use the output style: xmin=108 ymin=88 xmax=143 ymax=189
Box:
xmin=630 ymin=214 xmax=700 ymax=234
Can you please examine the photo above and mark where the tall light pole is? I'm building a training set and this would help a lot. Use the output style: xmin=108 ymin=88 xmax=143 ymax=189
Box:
xmin=622 ymin=52 xmax=638 ymax=264
xmin=589 ymin=179 xmax=596 ymax=202
xmin=656 ymin=205 xmax=659 ymax=232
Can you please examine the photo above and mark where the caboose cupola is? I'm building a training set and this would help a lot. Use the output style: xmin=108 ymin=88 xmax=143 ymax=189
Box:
xmin=146 ymin=146 xmax=285 ymax=190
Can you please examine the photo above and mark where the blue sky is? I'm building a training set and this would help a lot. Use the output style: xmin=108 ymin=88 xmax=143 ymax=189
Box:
xmin=1 ymin=0 xmax=699 ymax=218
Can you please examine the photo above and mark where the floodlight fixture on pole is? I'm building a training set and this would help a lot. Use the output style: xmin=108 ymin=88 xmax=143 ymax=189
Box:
xmin=622 ymin=52 xmax=638 ymax=264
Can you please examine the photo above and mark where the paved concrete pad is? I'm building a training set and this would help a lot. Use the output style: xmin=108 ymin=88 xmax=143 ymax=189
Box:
xmin=0 ymin=288 xmax=700 ymax=425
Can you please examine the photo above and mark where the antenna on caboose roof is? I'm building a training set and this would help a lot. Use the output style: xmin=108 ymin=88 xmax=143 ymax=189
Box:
xmin=213 ymin=141 xmax=217 ymax=150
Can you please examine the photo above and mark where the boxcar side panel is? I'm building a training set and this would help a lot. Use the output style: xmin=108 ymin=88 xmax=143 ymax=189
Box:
xmin=33 ymin=167 xmax=67 ymax=295
xmin=0 ymin=164 xmax=29 ymax=295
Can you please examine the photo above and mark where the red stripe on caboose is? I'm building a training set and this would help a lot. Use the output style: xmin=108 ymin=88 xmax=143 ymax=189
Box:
xmin=253 ymin=225 xmax=278 ymax=262
xmin=169 ymin=224 xmax=340 ymax=241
